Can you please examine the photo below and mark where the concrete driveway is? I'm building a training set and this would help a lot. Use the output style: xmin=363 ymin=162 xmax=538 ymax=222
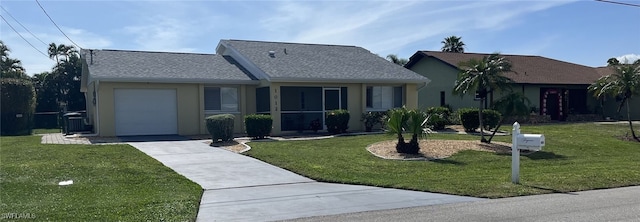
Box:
xmin=129 ymin=140 xmax=481 ymax=221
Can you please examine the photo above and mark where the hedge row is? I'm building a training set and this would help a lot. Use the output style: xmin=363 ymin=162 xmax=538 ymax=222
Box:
xmin=1 ymin=78 xmax=36 ymax=135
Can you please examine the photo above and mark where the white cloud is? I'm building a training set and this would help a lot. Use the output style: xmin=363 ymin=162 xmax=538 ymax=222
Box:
xmin=616 ymin=54 xmax=640 ymax=64
xmin=254 ymin=1 xmax=574 ymax=57
xmin=124 ymin=17 xmax=198 ymax=52
xmin=120 ymin=1 xmax=223 ymax=52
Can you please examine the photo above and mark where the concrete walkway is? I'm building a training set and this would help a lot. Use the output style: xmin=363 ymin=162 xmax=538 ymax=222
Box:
xmin=128 ymin=140 xmax=482 ymax=222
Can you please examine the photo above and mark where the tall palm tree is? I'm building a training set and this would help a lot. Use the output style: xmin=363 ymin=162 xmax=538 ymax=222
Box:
xmin=441 ymin=35 xmax=465 ymax=53
xmin=386 ymin=54 xmax=409 ymax=66
xmin=48 ymin=43 xmax=76 ymax=64
xmin=588 ymin=63 xmax=640 ymax=142
xmin=453 ymin=53 xmax=514 ymax=143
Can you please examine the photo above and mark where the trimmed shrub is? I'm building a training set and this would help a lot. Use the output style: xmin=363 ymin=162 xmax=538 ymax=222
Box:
xmin=206 ymin=114 xmax=234 ymax=143
xmin=245 ymin=114 xmax=272 ymax=139
xmin=1 ymin=78 xmax=36 ymax=135
xmin=482 ymin=109 xmax=502 ymax=130
xmin=425 ymin=106 xmax=452 ymax=130
xmin=458 ymin=108 xmax=479 ymax=132
xmin=325 ymin=109 xmax=350 ymax=134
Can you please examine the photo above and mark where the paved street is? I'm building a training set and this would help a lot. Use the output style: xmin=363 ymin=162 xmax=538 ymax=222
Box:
xmin=290 ymin=186 xmax=640 ymax=222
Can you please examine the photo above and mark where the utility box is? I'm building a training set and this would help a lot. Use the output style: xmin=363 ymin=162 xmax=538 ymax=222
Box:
xmin=63 ymin=112 xmax=84 ymax=135
xmin=516 ymin=134 xmax=545 ymax=151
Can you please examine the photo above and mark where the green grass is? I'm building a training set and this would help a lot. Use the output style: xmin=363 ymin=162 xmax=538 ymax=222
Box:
xmin=32 ymin=128 xmax=62 ymax=134
xmin=0 ymin=135 xmax=202 ymax=221
xmin=245 ymin=123 xmax=640 ymax=198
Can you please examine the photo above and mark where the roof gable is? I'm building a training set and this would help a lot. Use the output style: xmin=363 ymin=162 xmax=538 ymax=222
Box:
xmin=407 ymin=51 xmax=602 ymax=85
xmin=219 ymin=40 xmax=429 ymax=83
xmin=81 ymin=49 xmax=257 ymax=84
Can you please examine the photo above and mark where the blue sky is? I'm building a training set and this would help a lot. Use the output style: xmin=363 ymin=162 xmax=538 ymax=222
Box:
xmin=1 ymin=0 xmax=639 ymax=76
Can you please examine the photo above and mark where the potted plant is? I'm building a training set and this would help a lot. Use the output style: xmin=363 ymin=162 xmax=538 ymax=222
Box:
xmin=361 ymin=112 xmax=383 ymax=132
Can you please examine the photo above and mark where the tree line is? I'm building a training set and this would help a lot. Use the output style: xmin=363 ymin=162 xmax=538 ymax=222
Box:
xmin=1 ymin=40 xmax=85 ymax=129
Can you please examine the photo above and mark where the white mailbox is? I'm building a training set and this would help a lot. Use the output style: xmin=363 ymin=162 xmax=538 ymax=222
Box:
xmin=516 ymin=134 xmax=545 ymax=151
xmin=511 ymin=122 xmax=545 ymax=184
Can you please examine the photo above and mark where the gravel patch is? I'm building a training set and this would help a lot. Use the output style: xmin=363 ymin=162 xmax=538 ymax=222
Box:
xmin=209 ymin=140 xmax=248 ymax=153
xmin=367 ymin=139 xmax=512 ymax=160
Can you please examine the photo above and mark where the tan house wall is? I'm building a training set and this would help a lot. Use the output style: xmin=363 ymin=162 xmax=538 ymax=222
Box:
xmin=97 ymin=82 xmax=201 ymax=137
xmin=198 ymin=84 xmax=254 ymax=135
xmin=93 ymin=81 xmax=421 ymax=136
xmin=97 ymin=82 xmax=255 ymax=137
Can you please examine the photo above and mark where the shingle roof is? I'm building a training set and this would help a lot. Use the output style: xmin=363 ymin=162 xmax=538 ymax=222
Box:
xmin=406 ymin=51 xmax=602 ymax=85
xmin=595 ymin=66 xmax=615 ymax=77
xmin=82 ymin=49 xmax=257 ymax=84
xmin=219 ymin=40 xmax=429 ymax=83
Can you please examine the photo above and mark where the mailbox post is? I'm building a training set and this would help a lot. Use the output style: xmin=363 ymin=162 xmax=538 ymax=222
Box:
xmin=512 ymin=122 xmax=545 ymax=184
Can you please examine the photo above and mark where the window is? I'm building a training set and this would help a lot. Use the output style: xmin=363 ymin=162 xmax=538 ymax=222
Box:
xmin=205 ymin=87 xmax=238 ymax=112
xmin=366 ymin=86 xmax=402 ymax=111
xmin=440 ymin=91 xmax=445 ymax=106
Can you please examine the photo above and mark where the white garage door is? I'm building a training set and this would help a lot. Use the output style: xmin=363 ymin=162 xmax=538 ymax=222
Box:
xmin=114 ymin=89 xmax=178 ymax=136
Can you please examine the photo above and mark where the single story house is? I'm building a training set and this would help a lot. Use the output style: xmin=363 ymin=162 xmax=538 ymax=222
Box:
xmin=404 ymin=51 xmax=629 ymax=121
xmin=80 ymin=40 xmax=430 ymax=136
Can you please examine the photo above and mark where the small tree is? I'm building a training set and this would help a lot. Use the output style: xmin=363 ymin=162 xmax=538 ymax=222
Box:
xmin=487 ymin=92 xmax=531 ymax=143
xmin=386 ymin=108 xmax=409 ymax=153
xmin=588 ymin=63 xmax=640 ymax=142
xmin=385 ymin=107 xmax=428 ymax=154
xmin=454 ymin=53 xmax=514 ymax=143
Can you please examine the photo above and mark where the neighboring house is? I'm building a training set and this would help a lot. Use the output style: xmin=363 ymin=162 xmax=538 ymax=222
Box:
xmin=594 ymin=66 xmax=640 ymax=120
xmin=405 ymin=51 xmax=606 ymax=121
xmin=80 ymin=40 xmax=430 ymax=137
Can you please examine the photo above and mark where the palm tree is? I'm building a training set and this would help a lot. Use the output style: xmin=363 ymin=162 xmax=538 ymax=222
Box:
xmin=405 ymin=109 xmax=429 ymax=154
xmin=441 ymin=36 xmax=465 ymax=53
xmin=453 ymin=53 xmax=514 ymax=143
xmin=588 ymin=63 xmax=640 ymax=142
xmin=386 ymin=108 xmax=409 ymax=153
xmin=1 ymin=41 xmax=27 ymax=79
xmin=487 ymin=92 xmax=531 ymax=143
xmin=48 ymin=43 xmax=76 ymax=64
xmin=386 ymin=54 xmax=409 ymax=66
xmin=385 ymin=107 xmax=429 ymax=154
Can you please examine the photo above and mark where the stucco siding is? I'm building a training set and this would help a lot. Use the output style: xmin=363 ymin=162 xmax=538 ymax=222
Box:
xmin=412 ymin=57 xmax=474 ymax=110
xmin=97 ymin=82 xmax=201 ymax=136
xmin=199 ymin=84 xmax=251 ymax=135
xmin=601 ymin=97 xmax=640 ymax=120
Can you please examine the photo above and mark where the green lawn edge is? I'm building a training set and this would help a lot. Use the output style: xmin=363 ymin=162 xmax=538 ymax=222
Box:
xmin=0 ymin=135 xmax=203 ymax=221
xmin=245 ymin=123 xmax=640 ymax=198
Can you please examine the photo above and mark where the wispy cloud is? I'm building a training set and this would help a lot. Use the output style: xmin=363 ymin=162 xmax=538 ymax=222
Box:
xmin=255 ymin=0 xmax=574 ymax=57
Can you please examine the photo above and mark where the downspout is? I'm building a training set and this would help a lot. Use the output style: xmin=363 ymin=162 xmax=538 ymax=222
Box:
xmin=94 ymin=80 xmax=100 ymax=136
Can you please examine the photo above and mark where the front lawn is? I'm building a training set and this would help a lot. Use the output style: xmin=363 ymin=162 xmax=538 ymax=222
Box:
xmin=0 ymin=135 xmax=202 ymax=221
xmin=246 ymin=123 xmax=640 ymax=198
